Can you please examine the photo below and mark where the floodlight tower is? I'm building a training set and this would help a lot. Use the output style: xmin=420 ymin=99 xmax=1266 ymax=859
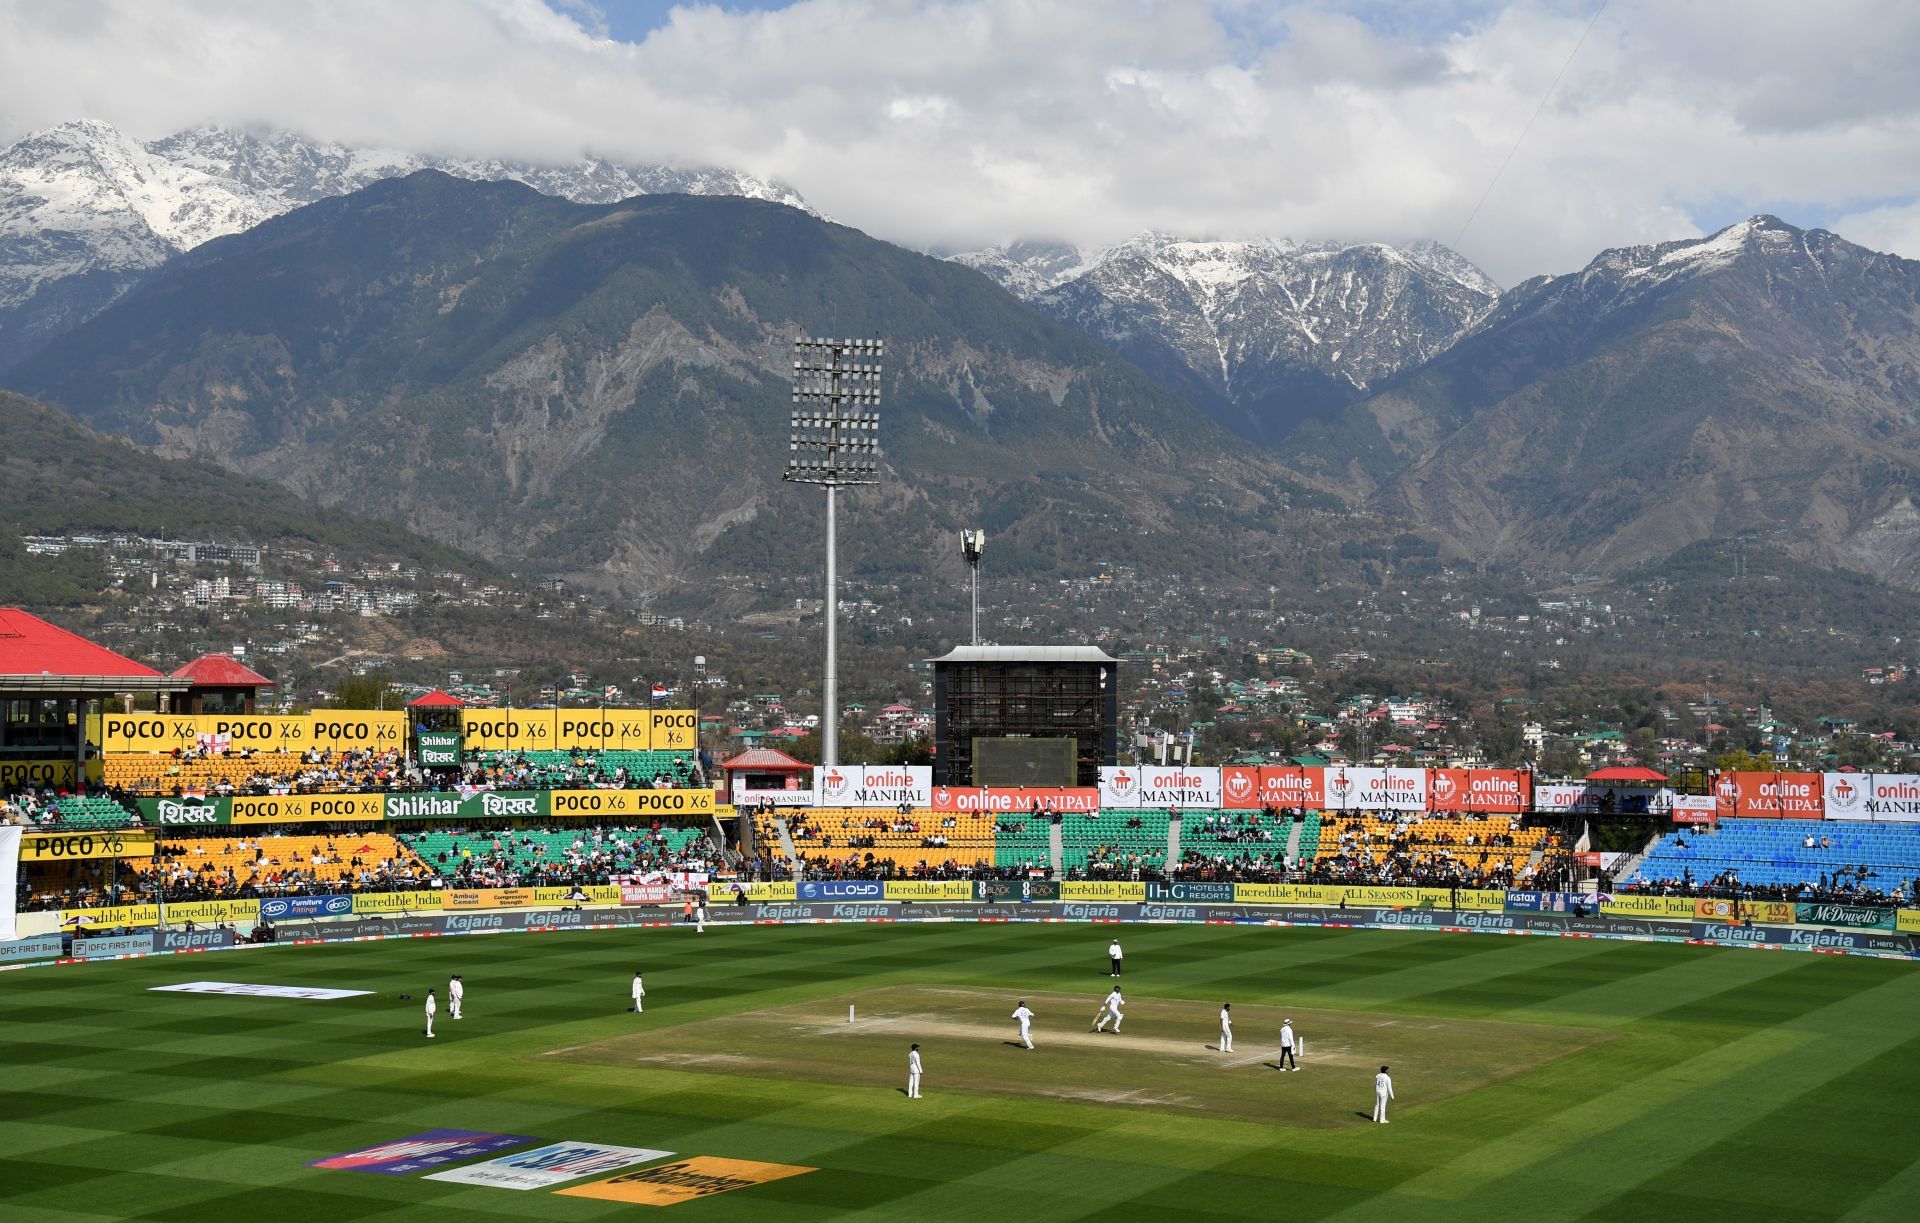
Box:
xmin=960 ymin=529 xmax=986 ymax=646
xmin=784 ymin=335 xmax=884 ymax=768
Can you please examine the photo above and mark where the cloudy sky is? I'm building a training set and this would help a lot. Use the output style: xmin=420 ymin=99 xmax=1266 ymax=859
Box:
xmin=2 ymin=0 xmax=1917 ymax=284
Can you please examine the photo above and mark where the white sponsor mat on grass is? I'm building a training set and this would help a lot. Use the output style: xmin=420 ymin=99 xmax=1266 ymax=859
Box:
xmin=424 ymin=1141 xmax=675 ymax=1189
xmin=149 ymin=981 xmax=373 ymax=1000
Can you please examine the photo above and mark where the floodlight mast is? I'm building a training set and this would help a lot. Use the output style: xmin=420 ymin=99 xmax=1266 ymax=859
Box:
xmin=783 ymin=335 xmax=884 ymax=769
xmin=960 ymin=529 xmax=986 ymax=646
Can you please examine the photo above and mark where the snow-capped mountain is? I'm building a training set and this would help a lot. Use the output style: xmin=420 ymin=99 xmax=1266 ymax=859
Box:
xmin=0 ymin=119 xmax=811 ymax=369
xmin=953 ymin=233 xmax=1500 ymax=446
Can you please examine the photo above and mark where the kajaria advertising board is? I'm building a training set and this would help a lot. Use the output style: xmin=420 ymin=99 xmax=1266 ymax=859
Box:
xmin=814 ymin=764 xmax=931 ymax=808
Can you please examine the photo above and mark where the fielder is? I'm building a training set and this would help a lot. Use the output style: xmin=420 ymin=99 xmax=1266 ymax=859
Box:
xmin=907 ymin=1044 xmax=923 ymax=1099
xmin=1108 ymin=938 xmax=1124 ymax=977
xmin=1219 ymin=1003 xmax=1233 ymax=1052
xmin=696 ymin=895 xmax=709 ymax=933
xmin=632 ymin=971 xmax=646 ymax=1013
xmin=1373 ymin=1065 xmax=1395 ymax=1123
xmin=1094 ymin=986 xmax=1124 ymax=1033
xmin=448 ymin=974 xmax=464 ymax=1020
xmin=1011 ymin=1001 xmax=1036 ymax=1049
xmin=424 ymin=988 xmax=437 ymax=1039
xmin=1277 ymin=1019 xmax=1299 ymax=1071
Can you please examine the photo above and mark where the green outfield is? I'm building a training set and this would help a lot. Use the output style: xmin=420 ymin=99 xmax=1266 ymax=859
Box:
xmin=3 ymin=923 xmax=1918 ymax=1221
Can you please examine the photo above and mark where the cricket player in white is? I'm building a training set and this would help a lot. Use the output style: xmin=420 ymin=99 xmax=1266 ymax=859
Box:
xmin=1219 ymin=1003 xmax=1233 ymax=1052
xmin=448 ymin=975 xmax=463 ymax=1020
xmin=424 ymin=988 xmax=437 ymax=1038
xmin=1278 ymin=1019 xmax=1299 ymax=1071
xmin=632 ymin=972 xmax=646 ymax=1013
xmin=695 ymin=897 xmax=708 ymax=933
xmin=1094 ymin=987 xmax=1124 ymax=1032
xmin=1108 ymin=939 xmax=1123 ymax=977
xmin=1373 ymin=1065 xmax=1395 ymax=1122
xmin=907 ymin=1043 xmax=923 ymax=1098
xmin=1012 ymin=1001 xmax=1036 ymax=1049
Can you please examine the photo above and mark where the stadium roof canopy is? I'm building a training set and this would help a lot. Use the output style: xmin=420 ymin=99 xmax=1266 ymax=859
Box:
xmin=1586 ymin=765 xmax=1668 ymax=783
xmin=407 ymin=689 xmax=466 ymax=708
xmin=171 ymin=653 xmax=275 ymax=688
xmin=720 ymin=748 xmax=812 ymax=773
xmin=0 ymin=608 xmax=186 ymax=695
xmin=925 ymin=646 xmax=1119 ymax=664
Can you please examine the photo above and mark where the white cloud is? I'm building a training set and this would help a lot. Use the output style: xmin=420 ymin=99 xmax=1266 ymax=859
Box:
xmin=0 ymin=0 xmax=1916 ymax=283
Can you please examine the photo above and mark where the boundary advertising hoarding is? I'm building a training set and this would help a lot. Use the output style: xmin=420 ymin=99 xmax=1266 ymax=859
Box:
xmin=20 ymin=829 xmax=154 ymax=862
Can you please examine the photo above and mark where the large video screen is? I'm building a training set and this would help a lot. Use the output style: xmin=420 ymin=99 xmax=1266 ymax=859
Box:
xmin=972 ymin=737 xmax=1075 ymax=787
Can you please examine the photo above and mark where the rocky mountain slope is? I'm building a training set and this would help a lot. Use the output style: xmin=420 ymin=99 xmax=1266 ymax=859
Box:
xmin=0 ymin=119 xmax=810 ymax=370
xmin=954 ymin=234 xmax=1498 ymax=446
xmin=6 ymin=172 xmax=1374 ymax=602
xmin=1292 ymin=216 xmax=1920 ymax=584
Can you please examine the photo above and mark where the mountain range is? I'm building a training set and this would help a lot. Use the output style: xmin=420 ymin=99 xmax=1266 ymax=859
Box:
xmin=1294 ymin=215 xmax=1920 ymax=582
xmin=954 ymin=233 xmax=1499 ymax=445
xmin=1 ymin=114 xmax=1917 ymax=605
xmin=4 ymin=171 xmax=1371 ymax=603
xmin=0 ymin=119 xmax=809 ymax=369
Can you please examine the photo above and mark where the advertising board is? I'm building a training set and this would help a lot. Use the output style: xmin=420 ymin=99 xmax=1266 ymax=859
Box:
xmin=813 ymin=764 xmax=931 ymax=808
xmin=231 ymin=794 xmax=383 ymax=824
xmin=1220 ymin=765 xmax=1324 ymax=810
xmin=21 ymin=829 xmax=154 ymax=861
xmin=1059 ymin=881 xmax=1147 ymax=902
xmin=1144 ymin=882 xmax=1238 ymax=902
xmin=882 ymin=880 xmax=975 ymax=902
xmin=138 ymin=797 xmax=229 ymax=826
xmin=1097 ymin=765 xmax=1223 ymax=809
xmin=796 ymin=880 xmax=885 ymax=901
xmin=72 ymin=934 xmax=153 ymax=958
xmin=929 ymin=786 xmax=1100 ymax=814
xmin=156 ymin=927 xmax=236 ymax=952
xmin=0 ymin=934 xmax=63 ymax=963
xmin=0 ymin=758 xmax=78 ymax=788
xmin=258 ymin=894 xmax=353 ymax=921
xmin=1322 ymin=767 xmax=1427 ymax=811
xmin=550 ymin=788 xmax=713 ymax=817
xmin=976 ymin=879 xmax=1061 ymax=901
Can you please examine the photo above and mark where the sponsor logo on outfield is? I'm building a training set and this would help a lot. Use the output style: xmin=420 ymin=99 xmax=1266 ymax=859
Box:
xmin=1139 ymin=904 xmax=1199 ymax=921
xmin=149 ymin=981 xmax=373 ymax=1000
xmin=445 ymin=913 xmax=510 ymax=933
xmin=157 ymin=928 xmax=234 ymax=952
xmin=557 ymin=1156 xmax=816 ymax=1205
xmin=1060 ymin=904 xmax=1124 ymax=920
xmin=751 ymin=905 xmax=816 ymax=921
xmin=424 ymin=1141 xmax=674 ymax=1189
xmin=1455 ymin=912 xmax=1516 ymax=930
xmin=312 ymin=1129 xmax=541 ymax=1174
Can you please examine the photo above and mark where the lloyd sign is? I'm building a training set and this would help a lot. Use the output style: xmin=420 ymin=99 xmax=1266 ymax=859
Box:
xmin=1098 ymin=766 xmax=1222 ymax=809
xmin=814 ymin=765 xmax=930 ymax=808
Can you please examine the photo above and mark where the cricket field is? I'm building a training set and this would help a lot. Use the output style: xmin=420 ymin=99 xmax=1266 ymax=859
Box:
xmin=2 ymin=921 xmax=1916 ymax=1220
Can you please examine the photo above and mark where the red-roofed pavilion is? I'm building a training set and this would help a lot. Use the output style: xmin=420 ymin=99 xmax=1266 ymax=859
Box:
xmin=170 ymin=653 xmax=275 ymax=715
xmin=0 ymin=608 xmax=186 ymax=785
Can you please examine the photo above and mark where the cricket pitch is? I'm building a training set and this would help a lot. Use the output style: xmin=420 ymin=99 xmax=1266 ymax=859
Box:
xmin=544 ymin=986 xmax=1611 ymax=1126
